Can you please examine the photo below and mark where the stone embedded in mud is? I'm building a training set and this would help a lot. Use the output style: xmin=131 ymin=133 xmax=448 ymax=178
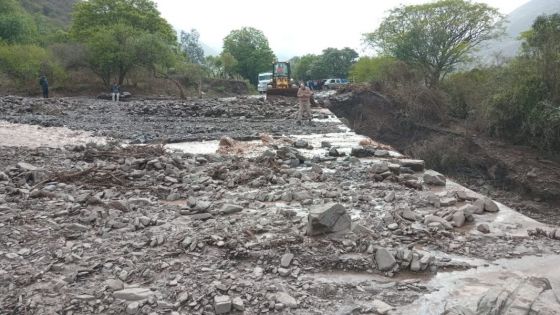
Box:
xmin=477 ymin=223 xmax=490 ymax=234
xmin=423 ymin=170 xmax=446 ymax=186
xmin=370 ymin=161 xmax=390 ymax=174
xmin=482 ymin=198 xmax=499 ymax=212
xmin=350 ymin=146 xmax=377 ymax=158
xmin=232 ymin=296 xmax=245 ymax=311
xmin=444 ymin=305 xmax=476 ymax=315
xmin=190 ymin=213 xmax=212 ymax=220
xmin=294 ymin=139 xmax=309 ymax=149
xmin=424 ymin=215 xmax=453 ymax=229
xmin=398 ymin=159 xmax=425 ymax=172
xmin=214 ymin=295 xmax=232 ymax=314
xmin=17 ymin=162 xmax=40 ymax=171
xmin=371 ymin=299 xmax=393 ymax=314
xmin=375 ymin=248 xmax=397 ymax=271
xmin=220 ymin=204 xmax=243 ymax=215
xmin=113 ymin=287 xmax=155 ymax=301
xmin=374 ymin=150 xmax=390 ymax=157
xmin=105 ymin=279 xmax=124 ymax=291
xmin=0 ymin=172 xmax=9 ymax=182
xmin=126 ymin=302 xmax=139 ymax=314
xmin=452 ymin=210 xmax=466 ymax=227
xmin=321 ymin=141 xmax=332 ymax=148
xmin=307 ymin=203 xmax=351 ymax=236
xmin=275 ymin=292 xmax=297 ymax=308
xmin=384 ymin=191 xmax=396 ymax=202
xmin=280 ymin=253 xmax=294 ymax=268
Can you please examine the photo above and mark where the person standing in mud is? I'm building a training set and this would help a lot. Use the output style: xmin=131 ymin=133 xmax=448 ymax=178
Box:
xmin=111 ymin=80 xmax=120 ymax=102
xmin=297 ymin=82 xmax=313 ymax=125
xmin=39 ymin=74 xmax=49 ymax=98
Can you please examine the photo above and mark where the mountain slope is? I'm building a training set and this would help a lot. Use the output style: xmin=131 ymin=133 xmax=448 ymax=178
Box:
xmin=19 ymin=0 xmax=78 ymax=28
xmin=478 ymin=0 xmax=560 ymax=61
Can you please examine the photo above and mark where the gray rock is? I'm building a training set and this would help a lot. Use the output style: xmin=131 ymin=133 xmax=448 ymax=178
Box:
xmin=374 ymin=150 xmax=390 ymax=157
xmin=232 ymin=296 xmax=245 ymax=311
xmin=384 ymin=191 xmax=396 ymax=202
xmin=190 ymin=213 xmax=212 ymax=220
xmin=371 ymin=299 xmax=393 ymax=314
xmin=473 ymin=199 xmax=485 ymax=214
xmin=307 ymin=203 xmax=351 ymax=236
xmin=398 ymin=159 xmax=425 ymax=172
xmin=278 ymin=267 xmax=290 ymax=277
xmin=321 ymin=141 xmax=332 ymax=148
xmin=444 ymin=305 xmax=475 ymax=315
xmin=220 ymin=204 xmax=243 ymax=215
xmin=275 ymin=292 xmax=297 ymax=308
xmin=214 ymin=295 xmax=232 ymax=314
xmin=280 ymin=253 xmax=294 ymax=268
xmin=440 ymin=197 xmax=457 ymax=207
xmin=351 ymin=146 xmax=376 ymax=158
xmin=126 ymin=302 xmax=140 ymax=314
xmin=17 ymin=162 xmax=40 ymax=171
xmin=483 ymin=198 xmax=499 ymax=212
xmin=387 ymin=223 xmax=399 ymax=230
xmin=106 ymin=279 xmax=124 ymax=291
xmin=423 ymin=170 xmax=446 ymax=186
xmin=424 ymin=215 xmax=453 ymax=229
xmin=375 ymin=248 xmax=396 ymax=271
xmin=401 ymin=209 xmax=418 ymax=221
xmin=477 ymin=223 xmax=490 ymax=234
xmin=113 ymin=287 xmax=155 ymax=301
xmin=294 ymin=139 xmax=309 ymax=149
xmin=452 ymin=210 xmax=466 ymax=227
xmin=370 ymin=161 xmax=390 ymax=174
xmin=476 ymin=277 xmax=555 ymax=315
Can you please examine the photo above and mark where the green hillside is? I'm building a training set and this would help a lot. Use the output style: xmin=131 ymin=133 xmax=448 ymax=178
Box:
xmin=19 ymin=0 xmax=78 ymax=29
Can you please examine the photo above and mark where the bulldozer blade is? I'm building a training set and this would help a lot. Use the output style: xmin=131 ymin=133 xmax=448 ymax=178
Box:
xmin=266 ymin=88 xmax=299 ymax=97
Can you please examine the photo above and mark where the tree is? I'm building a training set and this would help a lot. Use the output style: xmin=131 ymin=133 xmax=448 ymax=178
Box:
xmin=180 ymin=29 xmax=205 ymax=64
xmin=292 ymin=54 xmax=319 ymax=80
xmin=0 ymin=0 xmax=38 ymax=44
xmin=222 ymin=27 xmax=275 ymax=85
xmin=315 ymin=47 xmax=358 ymax=78
xmin=521 ymin=14 xmax=560 ymax=103
xmin=364 ymin=0 xmax=503 ymax=87
xmin=349 ymin=56 xmax=397 ymax=83
xmin=70 ymin=0 xmax=176 ymax=85
xmin=0 ymin=43 xmax=64 ymax=85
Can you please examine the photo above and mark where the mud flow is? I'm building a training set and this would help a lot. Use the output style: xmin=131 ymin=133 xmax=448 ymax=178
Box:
xmin=1 ymin=95 xmax=559 ymax=314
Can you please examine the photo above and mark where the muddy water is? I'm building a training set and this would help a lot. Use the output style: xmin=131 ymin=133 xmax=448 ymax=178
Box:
xmin=398 ymin=254 xmax=560 ymax=314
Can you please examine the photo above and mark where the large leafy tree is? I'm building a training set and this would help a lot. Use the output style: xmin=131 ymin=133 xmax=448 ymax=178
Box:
xmin=364 ymin=0 xmax=503 ymax=87
xmin=0 ymin=0 xmax=38 ymax=44
xmin=292 ymin=54 xmax=319 ymax=80
xmin=180 ymin=29 xmax=205 ymax=64
xmin=222 ymin=27 xmax=275 ymax=84
xmin=70 ymin=0 xmax=176 ymax=85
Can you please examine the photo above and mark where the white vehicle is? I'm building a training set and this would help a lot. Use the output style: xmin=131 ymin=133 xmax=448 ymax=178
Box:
xmin=323 ymin=78 xmax=348 ymax=90
xmin=257 ymin=72 xmax=273 ymax=93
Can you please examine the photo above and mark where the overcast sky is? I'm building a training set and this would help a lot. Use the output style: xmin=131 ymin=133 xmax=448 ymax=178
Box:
xmin=154 ymin=0 xmax=530 ymax=59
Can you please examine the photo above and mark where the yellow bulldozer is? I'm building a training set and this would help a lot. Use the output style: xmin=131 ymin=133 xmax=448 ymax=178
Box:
xmin=265 ymin=61 xmax=299 ymax=97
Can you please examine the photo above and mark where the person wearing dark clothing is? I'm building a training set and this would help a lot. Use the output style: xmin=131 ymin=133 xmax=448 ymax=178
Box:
xmin=39 ymin=75 xmax=49 ymax=98
xmin=111 ymin=81 xmax=120 ymax=102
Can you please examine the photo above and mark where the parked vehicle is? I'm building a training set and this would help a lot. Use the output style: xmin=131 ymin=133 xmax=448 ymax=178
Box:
xmin=257 ymin=72 xmax=272 ymax=93
xmin=323 ymin=78 xmax=348 ymax=90
xmin=266 ymin=61 xmax=299 ymax=97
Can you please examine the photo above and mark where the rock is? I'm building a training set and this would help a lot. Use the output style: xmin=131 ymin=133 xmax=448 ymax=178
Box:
xmin=126 ymin=302 xmax=140 ymax=314
xmin=452 ymin=210 xmax=466 ymax=227
xmin=401 ymin=209 xmax=418 ymax=221
xmin=555 ymin=229 xmax=560 ymax=240
xmin=351 ymin=146 xmax=376 ymax=158
xmin=232 ymin=297 xmax=245 ymax=311
xmin=384 ymin=191 xmax=396 ymax=202
xmin=370 ymin=161 xmax=390 ymax=174
xmin=275 ymin=292 xmax=297 ymax=308
xmin=387 ymin=223 xmax=398 ymax=230
xmin=220 ymin=204 xmax=243 ymax=215
xmin=253 ymin=266 xmax=264 ymax=278
xmin=329 ymin=147 xmax=343 ymax=157
xmin=423 ymin=170 xmax=446 ymax=186
xmin=375 ymin=248 xmax=397 ymax=271
xmin=106 ymin=279 xmax=124 ymax=291
xmin=374 ymin=150 xmax=390 ymax=157
xmin=307 ymin=203 xmax=351 ymax=236
xmin=17 ymin=162 xmax=40 ymax=171
xmin=214 ymin=295 xmax=232 ymax=314
xmin=0 ymin=172 xmax=10 ymax=182
xmin=476 ymin=277 xmax=555 ymax=314
xmin=294 ymin=139 xmax=309 ymax=148
xmin=113 ymin=287 xmax=155 ymax=301
xmin=177 ymin=292 xmax=189 ymax=304
xmin=440 ymin=197 xmax=457 ymax=207
xmin=398 ymin=159 xmax=425 ymax=172
xmin=108 ymin=200 xmax=130 ymax=212
xmin=278 ymin=267 xmax=290 ymax=277
xmin=335 ymin=304 xmax=362 ymax=315
xmin=280 ymin=253 xmax=294 ymax=268
xmin=473 ymin=199 xmax=485 ymax=214
xmin=424 ymin=215 xmax=453 ymax=229
xmin=190 ymin=213 xmax=212 ymax=220
xmin=477 ymin=223 xmax=490 ymax=234
xmin=483 ymin=198 xmax=499 ymax=212
xmin=321 ymin=141 xmax=332 ymax=148
xmin=371 ymin=299 xmax=393 ymax=314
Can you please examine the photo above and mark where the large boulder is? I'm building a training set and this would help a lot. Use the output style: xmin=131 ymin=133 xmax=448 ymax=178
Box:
xmin=307 ymin=203 xmax=351 ymax=236
xmin=375 ymin=248 xmax=397 ymax=271
xmin=423 ymin=170 xmax=446 ymax=186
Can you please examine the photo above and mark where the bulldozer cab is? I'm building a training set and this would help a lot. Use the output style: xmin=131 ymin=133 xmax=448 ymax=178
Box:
xmin=266 ymin=61 xmax=299 ymax=97
xmin=272 ymin=62 xmax=290 ymax=89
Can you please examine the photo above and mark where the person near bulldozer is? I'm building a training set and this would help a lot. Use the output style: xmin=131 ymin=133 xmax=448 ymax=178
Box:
xmin=297 ymin=82 xmax=313 ymax=125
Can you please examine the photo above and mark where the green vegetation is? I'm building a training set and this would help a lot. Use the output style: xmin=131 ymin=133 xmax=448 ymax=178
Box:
xmin=222 ymin=27 xmax=275 ymax=85
xmin=0 ymin=0 xmax=38 ymax=44
xmin=364 ymin=0 xmax=503 ymax=87
xmin=349 ymin=56 xmax=397 ymax=83
xmin=291 ymin=48 xmax=358 ymax=81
